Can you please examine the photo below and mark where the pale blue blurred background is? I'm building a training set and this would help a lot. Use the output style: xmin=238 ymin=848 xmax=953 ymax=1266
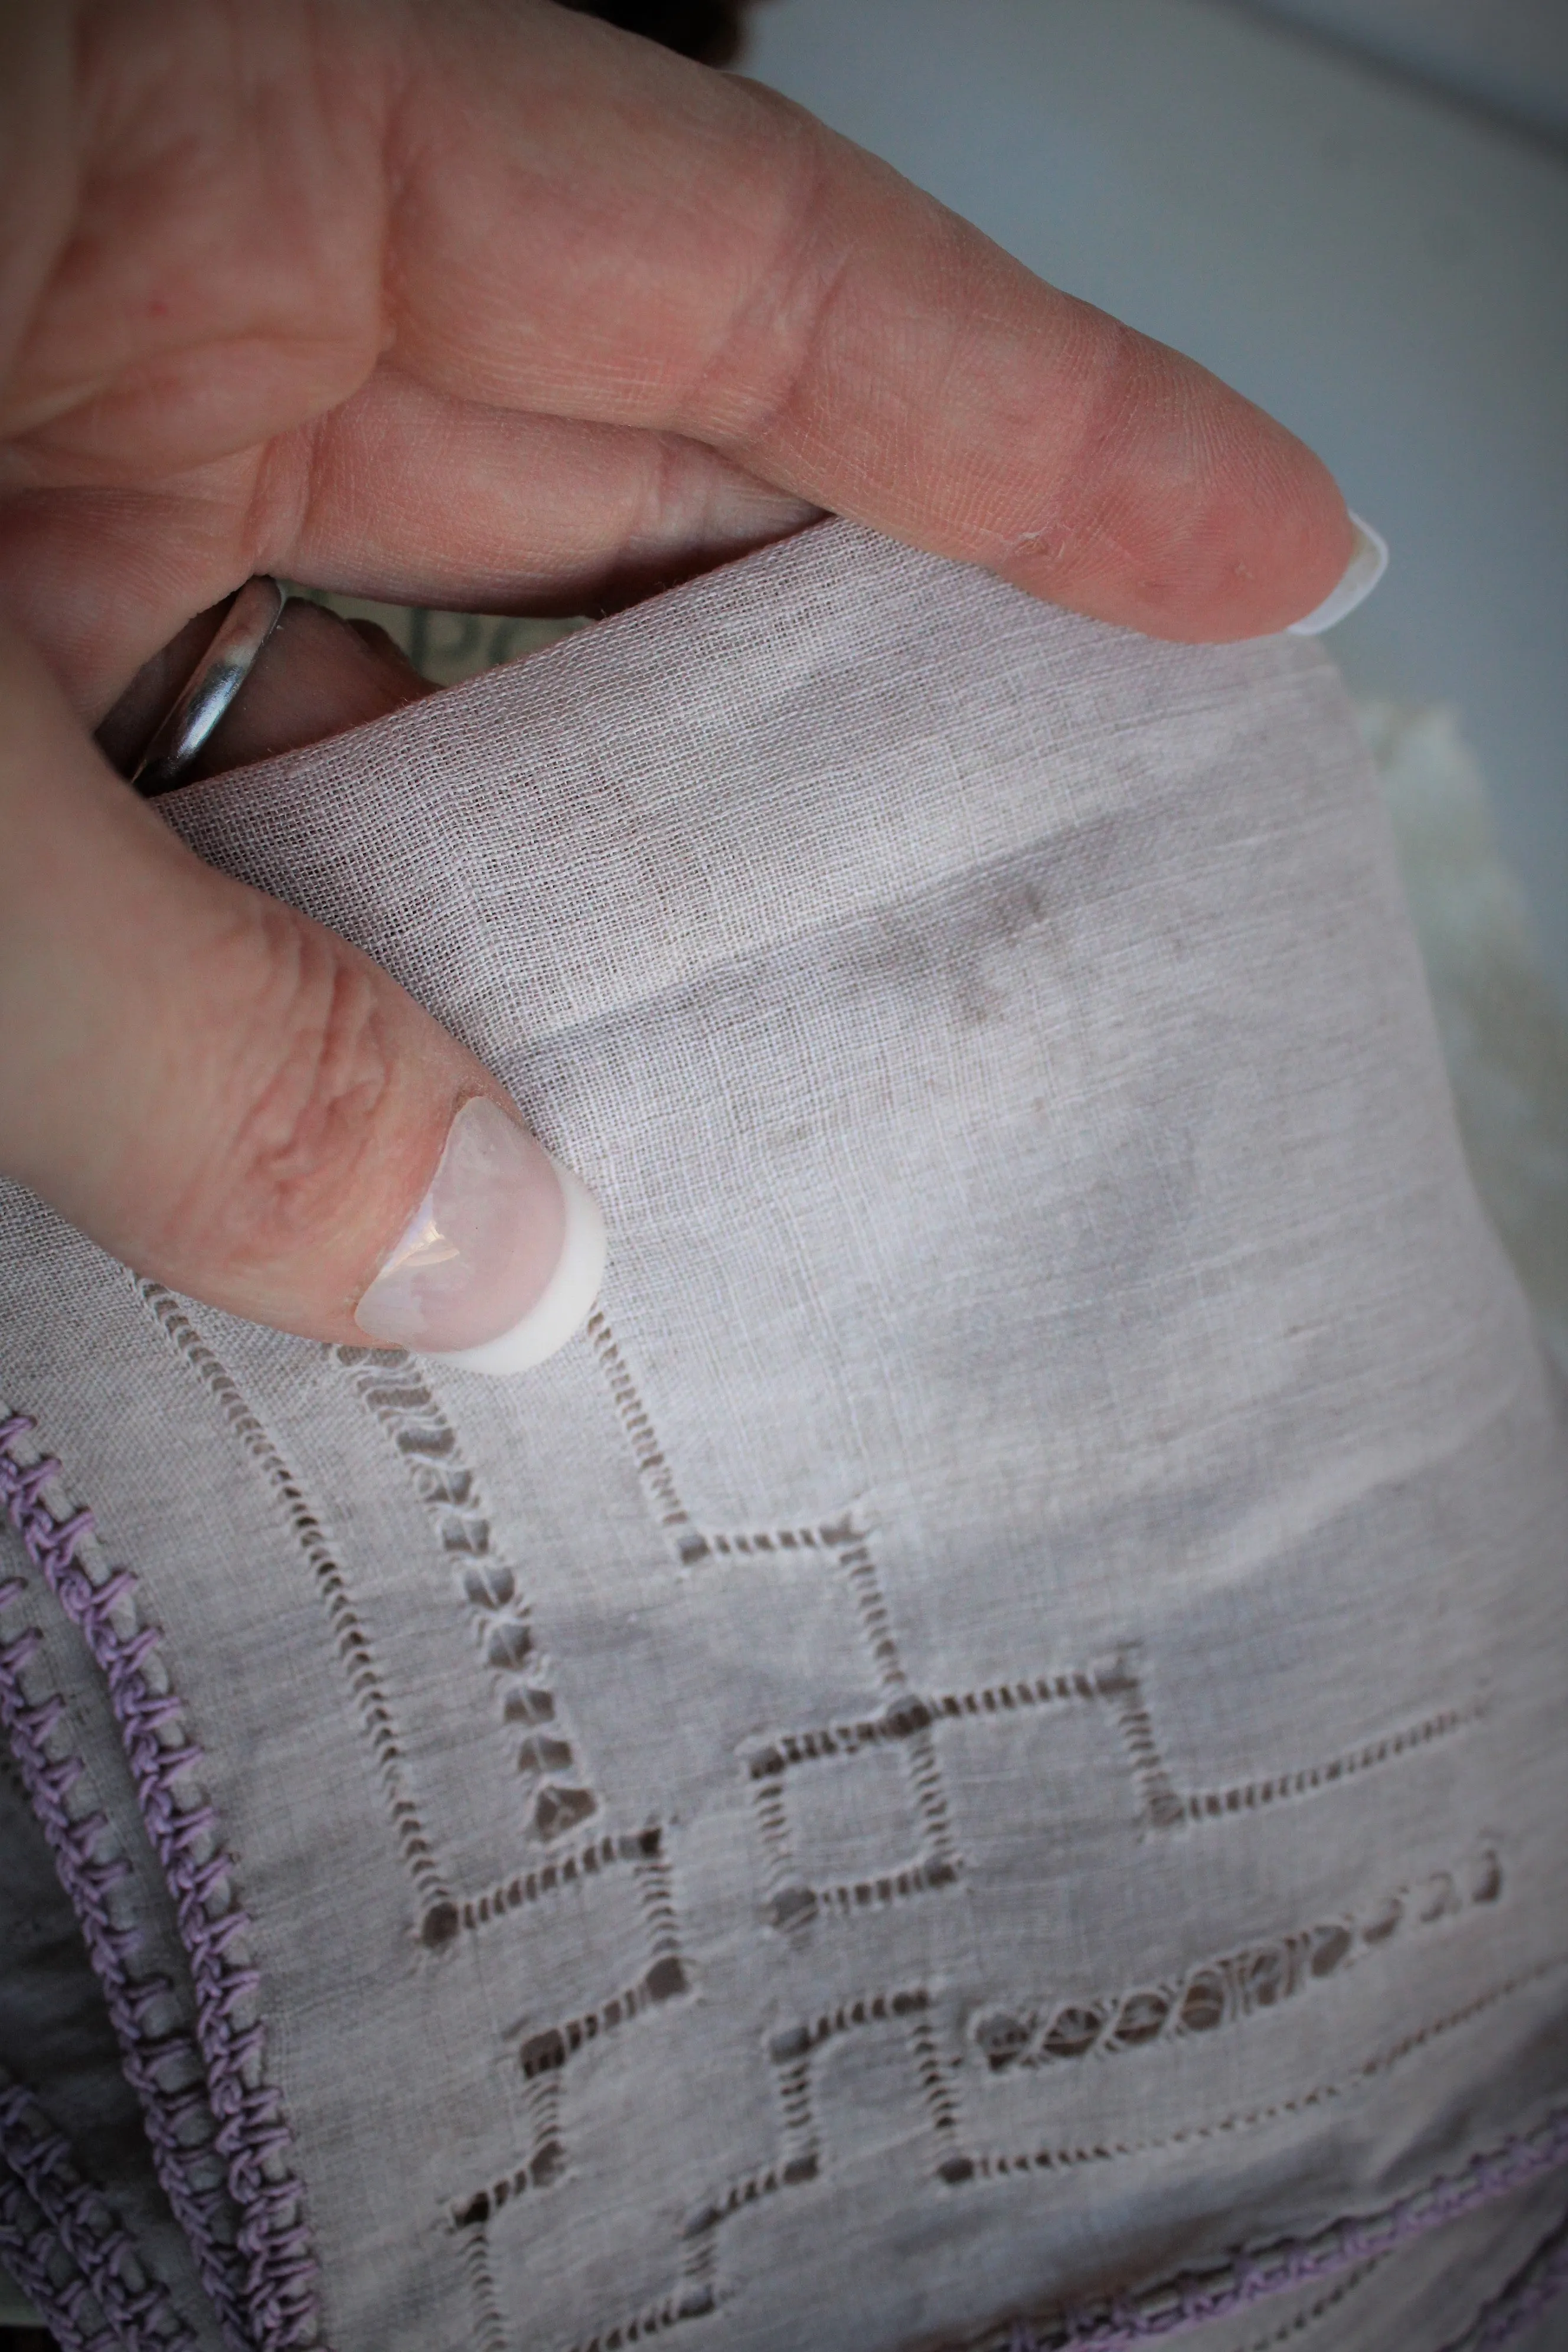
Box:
xmin=748 ymin=0 xmax=1568 ymax=1001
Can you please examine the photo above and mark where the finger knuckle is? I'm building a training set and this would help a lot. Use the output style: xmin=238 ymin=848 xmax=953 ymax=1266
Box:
xmin=185 ymin=903 xmax=394 ymax=1273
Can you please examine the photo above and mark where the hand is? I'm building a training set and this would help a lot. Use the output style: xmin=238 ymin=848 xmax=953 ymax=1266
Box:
xmin=0 ymin=0 xmax=1357 ymax=1367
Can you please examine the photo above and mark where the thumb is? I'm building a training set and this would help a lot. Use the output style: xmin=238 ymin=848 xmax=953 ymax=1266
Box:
xmin=0 ymin=622 xmax=604 ymax=1373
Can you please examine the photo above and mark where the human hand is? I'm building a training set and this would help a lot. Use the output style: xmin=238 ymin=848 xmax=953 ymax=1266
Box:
xmin=0 ymin=0 xmax=1367 ymax=1368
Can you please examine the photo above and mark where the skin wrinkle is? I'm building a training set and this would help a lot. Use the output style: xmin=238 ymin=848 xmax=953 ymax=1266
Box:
xmin=11 ymin=5 xmax=389 ymax=464
xmin=281 ymin=375 xmax=811 ymax=609
xmin=245 ymin=407 xmax=330 ymax=586
xmin=1021 ymin=329 xmax=1292 ymax=616
xmin=656 ymin=87 xmax=858 ymax=456
xmin=156 ymin=907 xmax=396 ymax=1283
xmin=1020 ymin=331 xmax=1197 ymax=593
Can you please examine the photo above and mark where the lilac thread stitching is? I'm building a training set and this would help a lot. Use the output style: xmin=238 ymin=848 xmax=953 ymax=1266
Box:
xmin=0 ymin=1410 xmax=321 ymax=2351
xmin=0 ymin=1569 xmax=249 ymax=2348
xmin=0 ymin=2073 xmax=195 ymax=2350
xmin=996 ymin=2106 xmax=1568 ymax=2351
xmin=0 ymin=2160 xmax=117 ymax=2352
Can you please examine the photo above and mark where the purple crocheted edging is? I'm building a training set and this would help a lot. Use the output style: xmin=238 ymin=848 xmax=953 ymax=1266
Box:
xmin=0 ymin=2160 xmax=114 ymax=2352
xmin=1001 ymin=2106 xmax=1568 ymax=2351
xmin=0 ymin=2075 xmax=194 ymax=2351
xmin=0 ymin=1572 xmax=247 ymax=2349
xmin=0 ymin=1412 xmax=319 ymax=2351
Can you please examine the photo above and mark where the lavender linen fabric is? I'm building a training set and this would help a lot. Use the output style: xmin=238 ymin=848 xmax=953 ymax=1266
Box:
xmin=2 ymin=520 xmax=1566 ymax=2352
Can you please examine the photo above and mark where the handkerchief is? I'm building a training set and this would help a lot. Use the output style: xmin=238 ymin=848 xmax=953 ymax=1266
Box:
xmin=4 ymin=521 xmax=1564 ymax=2352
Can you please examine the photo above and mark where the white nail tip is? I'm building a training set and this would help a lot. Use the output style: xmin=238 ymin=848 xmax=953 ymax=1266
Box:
xmin=1286 ymin=514 xmax=1389 ymax=636
xmin=426 ymin=1161 xmax=607 ymax=1376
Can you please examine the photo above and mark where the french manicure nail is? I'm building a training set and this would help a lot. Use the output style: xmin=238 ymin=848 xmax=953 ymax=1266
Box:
xmin=1286 ymin=513 xmax=1389 ymax=636
xmin=355 ymin=1097 xmax=606 ymax=1374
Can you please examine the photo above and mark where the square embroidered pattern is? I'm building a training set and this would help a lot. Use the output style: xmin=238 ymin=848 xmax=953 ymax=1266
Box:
xmin=2 ymin=522 xmax=1566 ymax=2352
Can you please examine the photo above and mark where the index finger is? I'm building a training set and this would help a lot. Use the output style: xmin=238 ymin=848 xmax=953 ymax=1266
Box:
xmin=384 ymin=5 xmax=1355 ymax=640
xmin=14 ymin=0 xmax=1353 ymax=643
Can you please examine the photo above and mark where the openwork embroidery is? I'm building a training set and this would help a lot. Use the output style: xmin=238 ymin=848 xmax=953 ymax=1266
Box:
xmin=447 ymin=1826 xmax=688 ymax=2227
xmin=333 ymin=1345 xmax=599 ymax=1841
xmin=136 ymin=1288 xmax=633 ymax=1951
xmin=465 ymin=1314 xmax=1528 ymax=2352
xmin=746 ymin=1645 xmax=1478 ymax=1937
xmin=972 ymin=1846 xmax=1502 ymax=2073
xmin=587 ymin=1311 xmax=694 ymax=1552
xmin=589 ymin=1317 xmax=1480 ymax=1955
xmin=737 ymin=1516 xmax=960 ymax=1932
xmin=1235 ymin=2258 xmax=1385 ymax=2351
xmin=457 ymin=1957 xmax=1566 ymax=2352
xmin=135 ymin=1291 xmax=691 ymax=2206
xmin=136 ymin=1282 xmax=451 ymax=1926
xmin=0 ymin=2069 xmax=194 ymax=2351
xmin=969 ymin=1959 xmax=1565 ymax=2185
xmin=0 ymin=1409 xmax=320 ymax=2352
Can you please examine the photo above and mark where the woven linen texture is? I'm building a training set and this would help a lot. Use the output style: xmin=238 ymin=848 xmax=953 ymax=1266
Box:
xmin=2 ymin=520 xmax=1565 ymax=2352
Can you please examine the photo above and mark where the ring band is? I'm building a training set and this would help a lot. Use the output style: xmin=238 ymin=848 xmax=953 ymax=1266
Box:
xmin=132 ymin=576 xmax=286 ymax=794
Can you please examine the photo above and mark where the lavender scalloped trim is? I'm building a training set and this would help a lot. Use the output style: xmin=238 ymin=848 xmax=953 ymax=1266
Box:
xmin=1001 ymin=2107 xmax=1568 ymax=2351
xmin=0 ymin=2076 xmax=194 ymax=2351
xmin=0 ymin=1412 xmax=319 ymax=2351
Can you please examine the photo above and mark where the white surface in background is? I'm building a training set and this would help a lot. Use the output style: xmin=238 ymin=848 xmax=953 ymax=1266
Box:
xmin=748 ymin=0 xmax=1568 ymax=1001
xmin=1361 ymin=700 xmax=1568 ymax=1365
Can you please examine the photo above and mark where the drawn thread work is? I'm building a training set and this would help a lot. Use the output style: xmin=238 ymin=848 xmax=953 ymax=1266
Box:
xmin=456 ymin=1825 xmax=661 ymax=1939
xmin=136 ymin=1282 xmax=452 ymax=1924
xmin=531 ymin=1948 xmax=1557 ymax=2352
xmin=587 ymin=1311 xmax=697 ymax=1554
xmin=971 ymin=1846 xmax=1503 ymax=2076
xmin=449 ymin=1827 xmax=689 ymax=2228
xmin=1233 ymin=2255 xmax=1386 ymax=2352
xmin=435 ymin=1313 xmax=1502 ymax=2351
xmin=334 ymin=1347 xmax=599 ymax=1841
xmin=138 ymin=1290 xmax=625 ymax=1946
xmin=137 ymin=1287 xmax=693 ymax=2239
xmin=727 ymin=1520 xmax=961 ymax=1933
xmin=993 ymin=2104 xmax=1568 ymax=2352
xmin=675 ymin=1986 xmax=959 ymax=2305
xmin=136 ymin=1298 xmax=700 ymax=2301
xmin=587 ymin=1322 xmax=1480 ymax=1949
xmin=748 ymin=1654 xmax=1483 ymax=1937
xmin=457 ymin=1982 xmax=957 ymax=2352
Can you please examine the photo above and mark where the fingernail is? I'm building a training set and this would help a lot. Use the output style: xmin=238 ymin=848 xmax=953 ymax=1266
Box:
xmin=355 ymin=1097 xmax=606 ymax=1374
xmin=1286 ymin=513 xmax=1389 ymax=635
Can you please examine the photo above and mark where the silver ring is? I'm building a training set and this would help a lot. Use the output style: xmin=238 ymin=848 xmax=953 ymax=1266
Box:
xmin=131 ymin=576 xmax=286 ymax=793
